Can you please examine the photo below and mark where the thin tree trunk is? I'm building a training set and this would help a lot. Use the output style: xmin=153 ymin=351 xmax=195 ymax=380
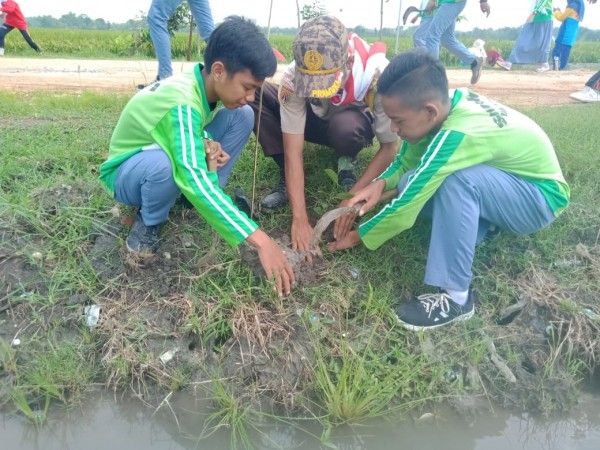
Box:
xmin=395 ymin=0 xmax=403 ymax=54
xmin=186 ymin=14 xmax=194 ymax=61
xmin=379 ymin=0 xmax=384 ymax=40
xmin=296 ymin=0 xmax=301 ymax=27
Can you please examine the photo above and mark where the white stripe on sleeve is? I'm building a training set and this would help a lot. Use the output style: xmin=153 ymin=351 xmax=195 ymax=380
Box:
xmin=177 ymin=106 xmax=251 ymax=238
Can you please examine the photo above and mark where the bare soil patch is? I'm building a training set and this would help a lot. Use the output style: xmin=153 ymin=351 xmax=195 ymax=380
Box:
xmin=0 ymin=57 xmax=596 ymax=107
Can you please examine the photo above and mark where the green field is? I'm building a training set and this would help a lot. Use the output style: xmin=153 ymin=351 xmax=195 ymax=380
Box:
xmin=3 ymin=28 xmax=600 ymax=66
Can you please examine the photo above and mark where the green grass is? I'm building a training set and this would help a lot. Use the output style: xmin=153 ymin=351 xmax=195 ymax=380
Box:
xmin=203 ymin=379 xmax=255 ymax=450
xmin=3 ymin=27 xmax=207 ymax=59
xmin=3 ymin=28 xmax=600 ymax=66
xmin=0 ymin=89 xmax=599 ymax=440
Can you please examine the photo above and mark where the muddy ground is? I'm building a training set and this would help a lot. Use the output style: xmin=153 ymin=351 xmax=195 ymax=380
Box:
xmin=0 ymin=57 xmax=597 ymax=107
xmin=2 ymin=181 xmax=600 ymax=418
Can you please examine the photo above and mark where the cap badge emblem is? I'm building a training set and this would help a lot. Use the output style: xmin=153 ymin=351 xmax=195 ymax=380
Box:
xmin=304 ymin=50 xmax=324 ymax=72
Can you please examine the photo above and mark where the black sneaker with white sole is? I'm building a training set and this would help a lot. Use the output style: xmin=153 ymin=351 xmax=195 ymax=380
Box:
xmin=395 ymin=290 xmax=475 ymax=331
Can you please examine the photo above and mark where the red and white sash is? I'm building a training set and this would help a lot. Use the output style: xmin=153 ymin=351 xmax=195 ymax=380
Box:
xmin=331 ymin=33 xmax=388 ymax=106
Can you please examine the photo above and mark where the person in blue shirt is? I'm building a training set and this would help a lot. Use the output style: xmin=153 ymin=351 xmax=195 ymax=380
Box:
xmin=147 ymin=0 xmax=215 ymax=82
xmin=551 ymin=0 xmax=585 ymax=70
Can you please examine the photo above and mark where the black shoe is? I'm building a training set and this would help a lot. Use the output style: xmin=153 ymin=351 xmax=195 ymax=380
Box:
xmin=260 ymin=177 xmax=287 ymax=211
xmin=233 ymin=187 xmax=254 ymax=217
xmin=175 ymin=195 xmax=194 ymax=209
xmin=470 ymin=57 xmax=484 ymax=85
xmin=337 ymin=169 xmax=357 ymax=191
xmin=395 ymin=290 xmax=475 ymax=331
xmin=126 ymin=216 xmax=160 ymax=255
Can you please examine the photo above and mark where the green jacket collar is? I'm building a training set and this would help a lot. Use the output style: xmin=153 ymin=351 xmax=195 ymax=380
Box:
xmin=194 ymin=63 xmax=211 ymax=114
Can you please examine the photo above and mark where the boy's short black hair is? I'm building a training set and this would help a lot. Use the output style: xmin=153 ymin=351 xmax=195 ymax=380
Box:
xmin=377 ymin=50 xmax=449 ymax=108
xmin=204 ymin=16 xmax=276 ymax=80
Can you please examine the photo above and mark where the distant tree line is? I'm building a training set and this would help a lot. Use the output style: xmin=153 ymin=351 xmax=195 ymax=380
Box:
xmin=27 ymin=13 xmax=145 ymax=30
xmin=26 ymin=13 xmax=600 ymax=42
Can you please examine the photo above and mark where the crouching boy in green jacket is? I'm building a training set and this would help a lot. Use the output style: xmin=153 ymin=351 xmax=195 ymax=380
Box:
xmin=99 ymin=16 xmax=295 ymax=296
xmin=330 ymin=50 xmax=569 ymax=330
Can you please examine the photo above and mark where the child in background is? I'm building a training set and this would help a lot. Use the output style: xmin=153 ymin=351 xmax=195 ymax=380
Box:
xmin=552 ymin=0 xmax=585 ymax=70
xmin=504 ymin=0 xmax=554 ymax=72
xmin=0 ymin=0 xmax=41 ymax=56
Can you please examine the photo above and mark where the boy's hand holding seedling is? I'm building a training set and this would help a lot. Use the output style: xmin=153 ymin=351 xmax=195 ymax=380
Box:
xmin=328 ymin=179 xmax=386 ymax=251
xmin=348 ymin=179 xmax=386 ymax=218
xmin=333 ymin=198 xmax=357 ymax=242
xmin=204 ymin=138 xmax=230 ymax=172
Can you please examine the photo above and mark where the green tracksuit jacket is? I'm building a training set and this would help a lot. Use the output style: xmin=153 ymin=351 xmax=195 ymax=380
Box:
xmin=99 ymin=64 xmax=258 ymax=247
xmin=358 ymin=88 xmax=570 ymax=250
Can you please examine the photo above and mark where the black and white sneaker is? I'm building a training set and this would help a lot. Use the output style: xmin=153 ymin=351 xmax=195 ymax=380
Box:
xmin=395 ymin=290 xmax=475 ymax=331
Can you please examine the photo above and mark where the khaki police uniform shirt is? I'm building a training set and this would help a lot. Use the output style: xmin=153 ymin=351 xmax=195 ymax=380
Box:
xmin=278 ymin=68 xmax=398 ymax=145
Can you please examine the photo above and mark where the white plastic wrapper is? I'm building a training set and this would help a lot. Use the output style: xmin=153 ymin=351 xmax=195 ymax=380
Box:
xmin=84 ymin=305 xmax=101 ymax=328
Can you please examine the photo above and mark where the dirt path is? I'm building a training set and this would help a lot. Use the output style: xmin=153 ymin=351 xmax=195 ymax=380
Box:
xmin=0 ymin=57 xmax=596 ymax=107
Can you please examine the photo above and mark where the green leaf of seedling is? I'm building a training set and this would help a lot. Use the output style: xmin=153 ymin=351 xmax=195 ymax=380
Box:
xmin=335 ymin=192 xmax=353 ymax=201
xmin=324 ymin=168 xmax=339 ymax=186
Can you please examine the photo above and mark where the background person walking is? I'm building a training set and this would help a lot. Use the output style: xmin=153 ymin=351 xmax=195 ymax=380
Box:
xmin=412 ymin=0 xmax=436 ymax=48
xmin=504 ymin=0 xmax=555 ymax=72
xmin=147 ymin=0 xmax=214 ymax=82
xmin=0 ymin=0 xmax=40 ymax=56
xmin=551 ymin=0 xmax=585 ymax=70
xmin=568 ymin=0 xmax=599 ymax=101
xmin=415 ymin=0 xmax=492 ymax=85
xmin=570 ymin=70 xmax=600 ymax=102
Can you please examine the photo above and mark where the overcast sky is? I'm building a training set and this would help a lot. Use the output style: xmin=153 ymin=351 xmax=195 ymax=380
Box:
xmin=22 ymin=0 xmax=600 ymax=31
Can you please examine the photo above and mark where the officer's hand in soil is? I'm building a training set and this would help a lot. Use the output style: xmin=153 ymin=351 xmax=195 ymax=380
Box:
xmin=247 ymin=230 xmax=295 ymax=297
xmin=291 ymin=217 xmax=322 ymax=263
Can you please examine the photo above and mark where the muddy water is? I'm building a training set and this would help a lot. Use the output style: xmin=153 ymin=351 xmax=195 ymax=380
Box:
xmin=2 ymin=391 xmax=600 ymax=450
